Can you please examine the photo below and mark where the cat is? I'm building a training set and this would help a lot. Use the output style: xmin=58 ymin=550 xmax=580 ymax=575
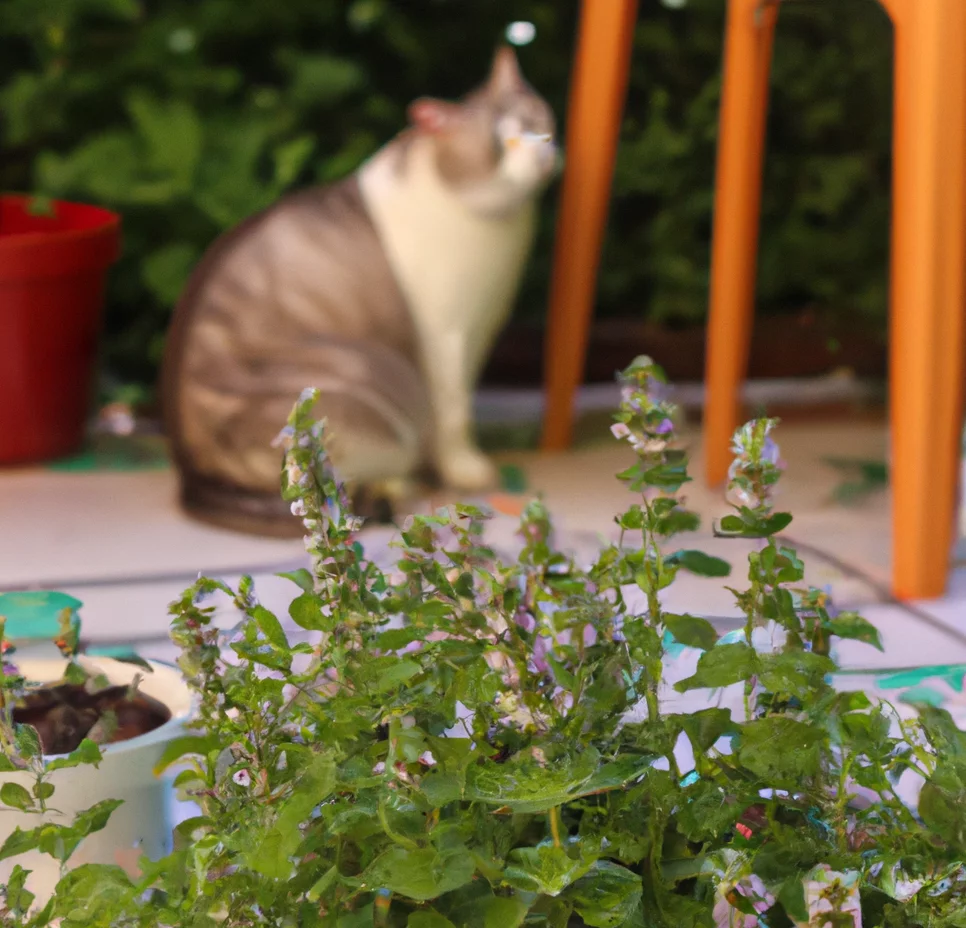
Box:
xmin=161 ymin=46 xmax=557 ymax=536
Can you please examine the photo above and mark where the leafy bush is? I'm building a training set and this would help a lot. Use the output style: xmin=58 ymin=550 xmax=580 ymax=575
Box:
xmin=0 ymin=0 xmax=892 ymax=389
xmin=3 ymin=358 xmax=966 ymax=927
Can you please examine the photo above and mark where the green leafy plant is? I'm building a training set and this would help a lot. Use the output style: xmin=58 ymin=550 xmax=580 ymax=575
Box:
xmin=1 ymin=0 xmax=892 ymax=388
xmin=3 ymin=358 xmax=964 ymax=927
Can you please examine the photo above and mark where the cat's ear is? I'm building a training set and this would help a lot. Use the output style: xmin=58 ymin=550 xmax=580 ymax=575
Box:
xmin=487 ymin=45 xmax=524 ymax=96
xmin=408 ymin=98 xmax=461 ymax=133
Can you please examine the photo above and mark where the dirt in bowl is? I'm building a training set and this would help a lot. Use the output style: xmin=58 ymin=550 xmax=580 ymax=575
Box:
xmin=12 ymin=682 xmax=171 ymax=755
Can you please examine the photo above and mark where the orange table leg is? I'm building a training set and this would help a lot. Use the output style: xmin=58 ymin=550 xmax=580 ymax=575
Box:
xmin=540 ymin=0 xmax=638 ymax=451
xmin=702 ymin=0 xmax=778 ymax=486
xmin=889 ymin=0 xmax=966 ymax=599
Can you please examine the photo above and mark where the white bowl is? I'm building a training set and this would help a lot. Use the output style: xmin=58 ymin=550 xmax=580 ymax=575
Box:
xmin=0 ymin=656 xmax=193 ymax=902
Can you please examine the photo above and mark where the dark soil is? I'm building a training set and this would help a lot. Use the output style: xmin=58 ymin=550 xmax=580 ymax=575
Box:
xmin=13 ymin=682 xmax=171 ymax=755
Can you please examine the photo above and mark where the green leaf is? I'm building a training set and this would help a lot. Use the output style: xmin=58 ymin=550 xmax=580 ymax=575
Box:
xmin=419 ymin=772 xmax=463 ymax=807
xmin=364 ymin=847 xmax=475 ymax=901
xmin=476 ymin=896 xmax=529 ymax=928
xmin=307 ymin=865 xmax=339 ymax=901
xmin=0 ymin=827 xmax=40 ymax=862
xmin=675 ymin=781 xmax=741 ymax=841
xmin=566 ymin=861 xmax=643 ymax=928
xmin=273 ymin=135 xmax=315 ymax=187
xmin=63 ymin=661 xmax=89 ymax=685
xmin=778 ymin=877 xmax=809 ymax=923
xmin=289 ymin=591 xmax=329 ymax=631
xmin=126 ymin=90 xmax=202 ymax=190
xmin=919 ymin=772 xmax=966 ymax=847
xmin=825 ymin=611 xmax=883 ymax=651
xmin=249 ymin=754 xmax=337 ymax=878
xmin=674 ymin=643 xmax=757 ymax=692
xmin=678 ymin=707 xmax=735 ymax=752
xmin=376 ymin=627 xmax=424 ymax=651
xmin=408 ymin=913 xmax=456 ymax=928
xmin=503 ymin=844 xmax=595 ymax=896
xmin=47 ymin=738 xmax=103 ymax=772
xmin=152 ymin=735 xmax=219 ymax=775
xmin=71 ymin=799 xmax=125 ymax=840
xmin=33 ymin=781 xmax=55 ymax=801
xmin=668 ymin=550 xmax=731 ymax=578
xmin=761 ymin=512 xmax=793 ymax=535
xmin=253 ymin=605 xmax=289 ymax=649
xmin=0 ymin=753 xmax=19 ymax=772
xmin=3 ymin=864 xmax=34 ymax=915
xmin=247 ymin=830 xmax=291 ymax=881
xmin=757 ymin=650 xmax=836 ymax=700
xmin=174 ymin=816 xmax=213 ymax=840
xmin=279 ymin=52 xmax=366 ymax=107
xmin=355 ymin=657 xmax=421 ymax=694
xmin=278 ymin=569 xmax=314 ymax=593
xmin=0 ymin=782 xmax=33 ymax=811
xmin=465 ymin=749 xmax=614 ymax=813
xmin=663 ymin=613 xmax=719 ymax=651
xmin=142 ymin=242 xmax=198 ymax=304
xmin=13 ymin=724 xmax=41 ymax=760
xmin=737 ymin=718 xmax=823 ymax=787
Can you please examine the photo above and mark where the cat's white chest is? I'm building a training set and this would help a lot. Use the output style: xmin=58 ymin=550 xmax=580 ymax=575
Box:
xmin=358 ymin=141 xmax=535 ymax=358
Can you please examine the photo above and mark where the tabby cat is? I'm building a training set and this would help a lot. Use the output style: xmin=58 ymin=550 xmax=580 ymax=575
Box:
xmin=162 ymin=46 xmax=557 ymax=535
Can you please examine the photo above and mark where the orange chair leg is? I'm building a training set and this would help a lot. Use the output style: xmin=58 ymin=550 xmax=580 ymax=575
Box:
xmin=889 ymin=0 xmax=966 ymax=599
xmin=541 ymin=0 xmax=638 ymax=451
xmin=703 ymin=0 xmax=778 ymax=486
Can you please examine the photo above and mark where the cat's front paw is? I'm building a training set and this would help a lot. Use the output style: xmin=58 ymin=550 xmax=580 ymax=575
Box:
xmin=437 ymin=447 xmax=499 ymax=493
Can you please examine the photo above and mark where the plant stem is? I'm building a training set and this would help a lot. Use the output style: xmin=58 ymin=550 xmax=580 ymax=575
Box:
xmin=549 ymin=806 xmax=562 ymax=848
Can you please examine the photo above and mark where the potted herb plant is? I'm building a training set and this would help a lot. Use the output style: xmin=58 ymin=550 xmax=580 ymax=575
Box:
xmin=0 ymin=195 xmax=120 ymax=464
xmin=2 ymin=359 xmax=964 ymax=927
xmin=0 ymin=596 xmax=192 ymax=904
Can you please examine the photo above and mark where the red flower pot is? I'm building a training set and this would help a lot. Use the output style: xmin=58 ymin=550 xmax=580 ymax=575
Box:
xmin=0 ymin=196 xmax=120 ymax=464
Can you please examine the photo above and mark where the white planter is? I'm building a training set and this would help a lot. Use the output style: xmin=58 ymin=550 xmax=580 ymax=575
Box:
xmin=0 ymin=657 xmax=193 ymax=902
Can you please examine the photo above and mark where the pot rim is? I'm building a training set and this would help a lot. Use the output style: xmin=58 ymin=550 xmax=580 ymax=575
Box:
xmin=0 ymin=194 xmax=120 ymax=248
xmin=11 ymin=656 xmax=195 ymax=762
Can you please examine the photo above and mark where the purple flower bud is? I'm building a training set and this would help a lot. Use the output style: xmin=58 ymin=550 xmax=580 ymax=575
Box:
xmin=531 ymin=634 xmax=551 ymax=674
xmin=514 ymin=610 xmax=536 ymax=634
xmin=761 ymin=435 xmax=782 ymax=467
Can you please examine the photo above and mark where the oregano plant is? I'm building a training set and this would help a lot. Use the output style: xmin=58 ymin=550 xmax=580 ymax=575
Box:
xmin=2 ymin=358 xmax=966 ymax=927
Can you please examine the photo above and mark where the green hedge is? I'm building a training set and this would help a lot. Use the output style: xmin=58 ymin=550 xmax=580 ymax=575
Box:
xmin=0 ymin=0 xmax=893 ymax=388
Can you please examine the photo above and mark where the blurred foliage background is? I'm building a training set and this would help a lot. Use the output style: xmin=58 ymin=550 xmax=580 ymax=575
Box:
xmin=0 ymin=0 xmax=893 ymax=391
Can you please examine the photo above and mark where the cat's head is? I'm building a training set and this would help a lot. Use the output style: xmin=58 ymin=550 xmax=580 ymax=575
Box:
xmin=407 ymin=46 xmax=558 ymax=216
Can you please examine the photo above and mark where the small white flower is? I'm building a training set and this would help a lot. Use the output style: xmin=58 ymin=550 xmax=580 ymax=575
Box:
xmin=291 ymin=500 xmax=307 ymax=517
xmin=372 ymin=761 xmax=386 ymax=775
xmin=417 ymin=751 xmax=437 ymax=767
xmin=610 ymin=422 xmax=631 ymax=440
xmin=232 ymin=769 xmax=251 ymax=787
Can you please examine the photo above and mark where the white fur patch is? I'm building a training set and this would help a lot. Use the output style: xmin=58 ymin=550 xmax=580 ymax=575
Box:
xmin=358 ymin=138 xmax=537 ymax=381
